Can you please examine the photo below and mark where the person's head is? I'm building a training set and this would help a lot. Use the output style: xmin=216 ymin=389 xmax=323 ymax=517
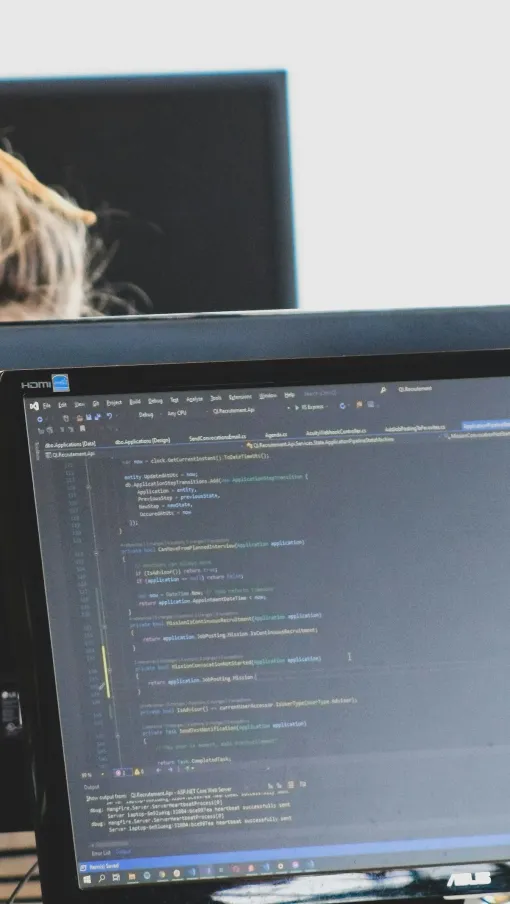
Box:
xmin=0 ymin=149 xmax=97 ymax=321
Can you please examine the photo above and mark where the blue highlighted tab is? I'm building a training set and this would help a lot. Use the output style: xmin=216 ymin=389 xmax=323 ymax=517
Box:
xmin=462 ymin=418 xmax=510 ymax=431
xmin=51 ymin=373 xmax=70 ymax=393
xmin=462 ymin=419 xmax=510 ymax=431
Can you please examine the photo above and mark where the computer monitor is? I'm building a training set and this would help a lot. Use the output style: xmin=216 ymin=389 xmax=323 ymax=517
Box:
xmin=3 ymin=351 xmax=510 ymax=903
xmin=0 ymin=72 xmax=296 ymax=314
xmin=5 ymin=305 xmax=510 ymax=837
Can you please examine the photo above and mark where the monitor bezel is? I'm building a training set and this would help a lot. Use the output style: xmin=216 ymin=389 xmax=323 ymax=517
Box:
xmin=3 ymin=349 xmax=510 ymax=904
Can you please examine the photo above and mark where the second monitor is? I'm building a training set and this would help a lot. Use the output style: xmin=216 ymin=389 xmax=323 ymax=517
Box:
xmin=0 ymin=72 xmax=296 ymax=314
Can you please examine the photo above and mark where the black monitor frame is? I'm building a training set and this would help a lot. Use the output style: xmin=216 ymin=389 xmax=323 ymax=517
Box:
xmin=0 ymin=71 xmax=297 ymax=314
xmin=3 ymin=350 xmax=510 ymax=904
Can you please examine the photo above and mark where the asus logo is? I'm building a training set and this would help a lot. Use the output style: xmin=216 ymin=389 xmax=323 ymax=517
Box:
xmin=447 ymin=872 xmax=491 ymax=888
xmin=21 ymin=381 xmax=52 ymax=389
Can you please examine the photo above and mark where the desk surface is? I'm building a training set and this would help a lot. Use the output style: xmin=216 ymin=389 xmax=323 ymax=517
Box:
xmin=0 ymin=833 xmax=39 ymax=902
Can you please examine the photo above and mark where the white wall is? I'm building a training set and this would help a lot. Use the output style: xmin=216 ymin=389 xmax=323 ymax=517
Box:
xmin=2 ymin=0 xmax=510 ymax=312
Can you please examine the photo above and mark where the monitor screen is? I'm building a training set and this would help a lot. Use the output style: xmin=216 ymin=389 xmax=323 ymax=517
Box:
xmin=21 ymin=372 xmax=510 ymax=891
xmin=0 ymin=73 xmax=295 ymax=314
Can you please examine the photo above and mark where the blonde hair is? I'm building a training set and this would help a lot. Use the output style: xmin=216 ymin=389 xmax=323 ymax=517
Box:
xmin=0 ymin=151 xmax=98 ymax=321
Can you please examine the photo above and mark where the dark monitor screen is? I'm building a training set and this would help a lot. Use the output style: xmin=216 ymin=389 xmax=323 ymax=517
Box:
xmin=18 ymin=364 xmax=510 ymax=892
xmin=0 ymin=72 xmax=295 ymax=314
